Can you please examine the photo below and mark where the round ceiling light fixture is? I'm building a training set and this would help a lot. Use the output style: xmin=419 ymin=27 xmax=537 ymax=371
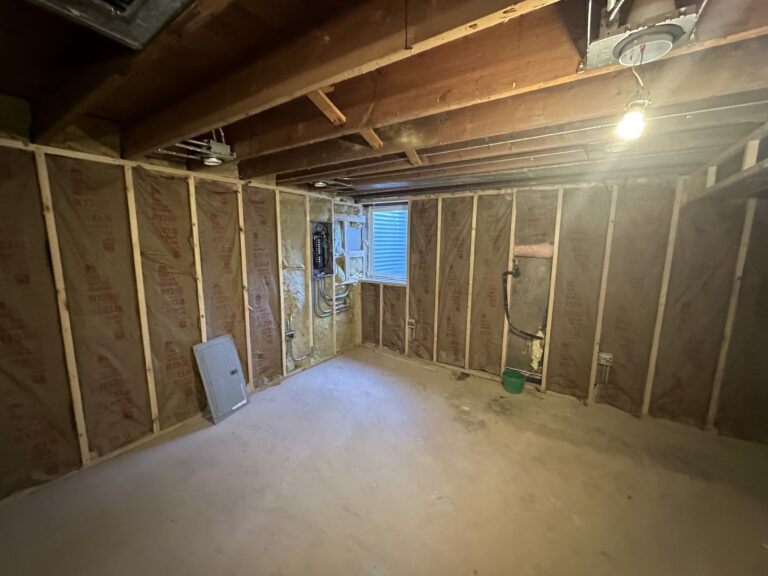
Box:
xmin=613 ymin=24 xmax=684 ymax=67
xmin=313 ymin=181 xmax=328 ymax=188
xmin=203 ymin=156 xmax=223 ymax=166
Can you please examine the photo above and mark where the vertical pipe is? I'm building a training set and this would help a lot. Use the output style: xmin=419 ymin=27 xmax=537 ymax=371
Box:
xmin=124 ymin=165 xmax=160 ymax=433
xmin=499 ymin=189 xmax=517 ymax=377
xmin=35 ymin=151 xmax=91 ymax=464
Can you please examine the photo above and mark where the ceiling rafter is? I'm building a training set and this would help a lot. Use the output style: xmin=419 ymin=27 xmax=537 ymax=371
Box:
xmin=239 ymin=37 xmax=768 ymax=178
xmin=229 ymin=0 xmax=768 ymax=162
xmin=123 ymin=0 xmax=558 ymax=158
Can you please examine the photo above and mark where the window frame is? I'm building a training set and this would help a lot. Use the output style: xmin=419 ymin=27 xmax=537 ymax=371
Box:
xmin=366 ymin=204 xmax=409 ymax=284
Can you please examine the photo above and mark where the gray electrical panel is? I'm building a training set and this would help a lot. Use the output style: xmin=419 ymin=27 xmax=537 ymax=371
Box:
xmin=193 ymin=335 xmax=249 ymax=424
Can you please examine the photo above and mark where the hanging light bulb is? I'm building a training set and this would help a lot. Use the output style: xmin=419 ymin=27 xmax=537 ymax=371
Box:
xmin=616 ymin=101 xmax=647 ymax=141
xmin=616 ymin=67 xmax=651 ymax=142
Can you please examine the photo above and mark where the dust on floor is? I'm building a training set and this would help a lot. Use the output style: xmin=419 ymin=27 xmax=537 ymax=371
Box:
xmin=0 ymin=347 xmax=766 ymax=576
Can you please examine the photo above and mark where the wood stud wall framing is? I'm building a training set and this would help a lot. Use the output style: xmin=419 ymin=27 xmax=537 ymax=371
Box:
xmin=586 ymin=185 xmax=617 ymax=404
xmin=125 ymin=166 xmax=160 ymax=433
xmin=5 ymin=134 xmax=763 ymax=486
xmin=463 ymin=195 xmax=479 ymax=370
xmin=236 ymin=184 xmax=255 ymax=391
xmin=34 ymin=150 xmax=91 ymax=464
xmin=539 ymin=188 xmax=564 ymax=393
xmin=642 ymin=179 xmax=684 ymax=416
xmin=4 ymin=139 xmax=349 ymax=480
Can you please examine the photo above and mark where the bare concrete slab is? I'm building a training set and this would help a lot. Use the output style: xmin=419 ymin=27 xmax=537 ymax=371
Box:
xmin=1 ymin=347 xmax=767 ymax=576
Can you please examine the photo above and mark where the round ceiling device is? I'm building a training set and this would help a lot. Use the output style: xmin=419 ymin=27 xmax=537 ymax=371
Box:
xmin=613 ymin=24 xmax=684 ymax=67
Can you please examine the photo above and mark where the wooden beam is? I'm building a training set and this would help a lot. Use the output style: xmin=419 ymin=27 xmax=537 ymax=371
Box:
xmin=124 ymin=0 xmax=557 ymax=158
xmin=35 ymin=151 xmax=91 ymax=464
xmin=706 ymin=198 xmax=757 ymax=429
xmin=240 ymin=37 xmax=768 ymax=177
xmin=405 ymin=149 xmax=423 ymax=166
xmin=279 ymin=115 xmax=767 ymax=185
xmin=236 ymin=184 xmax=255 ymax=393
xmin=360 ymin=127 xmax=384 ymax=150
xmin=188 ymin=177 xmax=207 ymax=342
xmin=642 ymin=179 xmax=683 ymax=416
xmin=34 ymin=0 xmax=236 ymax=143
xmin=587 ymin=185 xmax=617 ymax=404
xmin=539 ymin=188 xmax=563 ymax=393
xmin=275 ymin=190 xmax=288 ymax=377
xmin=307 ymin=89 xmax=347 ymax=125
xmin=432 ymin=198 xmax=443 ymax=363
xmin=124 ymin=166 xmax=160 ymax=434
xmin=230 ymin=0 xmax=768 ymax=160
xmin=335 ymin=125 xmax=745 ymax=189
xmin=683 ymin=121 xmax=768 ymax=203
xmin=463 ymin=194 xmax=479 ymax=370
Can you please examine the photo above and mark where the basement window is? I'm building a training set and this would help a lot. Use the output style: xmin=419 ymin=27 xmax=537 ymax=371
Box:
xmin=367 ymin=205 xmax=408 ymax=283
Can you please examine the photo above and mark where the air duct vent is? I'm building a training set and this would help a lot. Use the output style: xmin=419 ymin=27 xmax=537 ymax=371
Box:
xmin=25 ymin=0 xmax=192 ymax=49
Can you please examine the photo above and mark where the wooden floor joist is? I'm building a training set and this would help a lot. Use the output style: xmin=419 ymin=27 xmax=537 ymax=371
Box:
xmin=307 ymin=89 xmax=346 ymax=125
xmin=360 ymin=127 xmax=384 ymax=150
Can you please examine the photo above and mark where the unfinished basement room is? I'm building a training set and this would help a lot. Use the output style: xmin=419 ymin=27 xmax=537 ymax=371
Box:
xmin=1 ymin=0 xmax=768 ymax=574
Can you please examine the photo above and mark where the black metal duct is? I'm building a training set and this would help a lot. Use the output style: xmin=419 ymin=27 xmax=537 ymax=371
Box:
xmin=25 ymin=0 xmax=192 ymax=49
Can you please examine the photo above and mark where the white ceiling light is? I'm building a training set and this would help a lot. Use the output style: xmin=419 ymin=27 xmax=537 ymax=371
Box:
xmin=203 ymin=156 xmax=223 ymax=166
xmin=313 ymin=181 xmax=328 ymax=188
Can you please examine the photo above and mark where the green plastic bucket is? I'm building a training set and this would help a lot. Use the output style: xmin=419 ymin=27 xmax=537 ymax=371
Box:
xmin=502 ymin=369 xmax=526 ymax=394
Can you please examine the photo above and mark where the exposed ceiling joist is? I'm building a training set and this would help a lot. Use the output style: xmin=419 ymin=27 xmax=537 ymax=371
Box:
xmin=360 ymin=127 xmax=384 ymax=150
xmin=683 ymin=121 xmax=768 ymax=204
xmin=240 ymin=37 xmax=768 ymax=178
xmin=405 ymin=149 xmax=423 ymax=166
xmin=230 ymin=0 xmax=768 ymax=161
xmin=307 ymin=89 xmax=346 ymax=125
xmin=33 ymin=0 xmax=236 ymax=144
xmin=123 ymin=0 xmax=558 ymax=159
xmin=280 ymin=109 xmax=768 ymax=186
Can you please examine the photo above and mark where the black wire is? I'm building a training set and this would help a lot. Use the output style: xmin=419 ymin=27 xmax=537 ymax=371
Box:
xmin=501 ymin=271 xmax=545 ymax=341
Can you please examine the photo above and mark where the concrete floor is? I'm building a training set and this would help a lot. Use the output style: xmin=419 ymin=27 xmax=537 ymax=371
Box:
xmin=1 ymin=347 xmax=767 ymax=576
